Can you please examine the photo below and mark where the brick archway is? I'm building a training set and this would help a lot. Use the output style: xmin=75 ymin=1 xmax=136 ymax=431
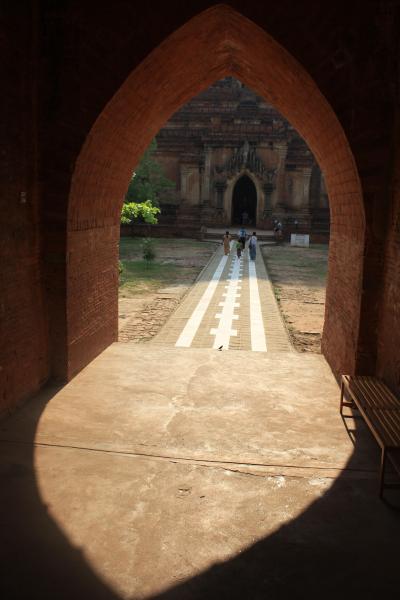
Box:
xmin=66 ymin=4 xmax=364 ymax=379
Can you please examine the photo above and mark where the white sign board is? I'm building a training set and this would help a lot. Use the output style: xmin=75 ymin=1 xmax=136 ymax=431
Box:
xmin=290 ymin=233 xmax=310 ymax=247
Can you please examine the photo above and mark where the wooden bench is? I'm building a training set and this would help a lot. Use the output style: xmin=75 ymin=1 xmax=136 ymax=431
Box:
xmin=340 ymin=375 xmax=400 ymax=498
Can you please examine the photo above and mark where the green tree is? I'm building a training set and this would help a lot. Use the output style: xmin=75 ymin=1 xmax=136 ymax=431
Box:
xmin=125 ymin=139 xmax=175 ymax=205
xmin=120 ymin=200 xmax=160 ymax=225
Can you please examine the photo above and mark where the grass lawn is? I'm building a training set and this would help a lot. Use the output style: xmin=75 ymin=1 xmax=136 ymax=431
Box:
xmin=119 ymin=237 xmax=217 ymax=297
xmin=262 ymin=244 xmax=328 ymax=288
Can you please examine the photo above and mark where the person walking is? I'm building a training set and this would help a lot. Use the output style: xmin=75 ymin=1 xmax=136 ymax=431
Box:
xmin=235 ymin=239 xmax=242 ymax=259
xmin=223 ymin=231 xmax=232 ymax=256
xmin=274 ymin=221 xmax=283 ymax=242
xmin=249 ymin=231 xmax=257 ymax=261
xmin=238 ymin=226 xmax=247 ymax=250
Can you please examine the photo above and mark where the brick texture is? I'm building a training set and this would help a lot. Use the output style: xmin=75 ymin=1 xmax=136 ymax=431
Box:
xmin=376 ymin=109 xmax=400 ymax=393
xmin=0 ymin=2 xmax=49 ymax=416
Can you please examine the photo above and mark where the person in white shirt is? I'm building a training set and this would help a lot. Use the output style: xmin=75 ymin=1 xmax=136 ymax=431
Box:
xmin=249 ymin=232 xmax=257 ymax=261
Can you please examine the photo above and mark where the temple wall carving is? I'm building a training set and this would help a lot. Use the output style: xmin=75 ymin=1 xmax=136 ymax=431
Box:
xmin=155 ymin=77 xmax=329 ymax=231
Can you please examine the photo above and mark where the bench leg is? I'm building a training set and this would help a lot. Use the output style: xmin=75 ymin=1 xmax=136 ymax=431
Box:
xmin=339 ymin=380 xmax=356 ymax=414
xmin=379 ymin=449 xmax=387 ymax=499
xmin=340 ymin=380 xmax=344 ymax=415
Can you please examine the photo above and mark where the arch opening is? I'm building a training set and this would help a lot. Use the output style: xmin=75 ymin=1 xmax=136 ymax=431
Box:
xmin=65 ymin=4 xmax=365 ymax=380
xmin=232 ymin=175 xmax=257 ymax=226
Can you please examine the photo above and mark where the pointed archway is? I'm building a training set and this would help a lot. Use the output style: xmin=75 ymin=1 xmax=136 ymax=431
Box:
xmin=64 ymin=4 xmax=365 ymax=380
xmin=232 ymin=175 xmax=257 ymax=226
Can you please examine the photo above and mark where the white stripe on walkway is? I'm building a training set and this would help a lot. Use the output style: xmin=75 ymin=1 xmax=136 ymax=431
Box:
xmin=249 ymin=260 xmax=267 ymax=352
xmin=175 ymin=253 xmax=228 ymax=348
xmin=210 ymin=255 xmax=242 ymax=350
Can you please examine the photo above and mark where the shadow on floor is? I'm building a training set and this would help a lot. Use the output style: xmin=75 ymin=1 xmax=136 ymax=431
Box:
xmin=1 ymin=385 xmax=400 ymax=600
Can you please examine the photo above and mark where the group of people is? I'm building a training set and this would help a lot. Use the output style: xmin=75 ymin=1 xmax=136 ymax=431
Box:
xmin=273 ymin=219 xmax=284 ymax=242
xmin=223 ymin=228 xmax=258 ymax=261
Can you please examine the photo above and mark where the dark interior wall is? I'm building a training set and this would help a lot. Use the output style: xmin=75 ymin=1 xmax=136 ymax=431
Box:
xmin=350 ymin=11 xmax=398 ymax=379
xmin=0 ymin=2 xmax=49 ymax=416
xmin=377 ymin=110 xmax=400 ymax=392
xmin=1 ymin=0 xmax=399 ymax=413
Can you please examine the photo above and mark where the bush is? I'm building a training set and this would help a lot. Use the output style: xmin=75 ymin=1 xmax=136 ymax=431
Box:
xmin=142 ymin=238 xmax=156 ymax=263
xmin=120 ymin=200 xmax=160 ymax=225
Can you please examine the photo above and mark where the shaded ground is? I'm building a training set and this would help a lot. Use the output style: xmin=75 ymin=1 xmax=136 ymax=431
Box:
xmin=262 ymin=244 xmax=328 ymax=353
xmin=119 ymin=238 xmax=217 ymax=342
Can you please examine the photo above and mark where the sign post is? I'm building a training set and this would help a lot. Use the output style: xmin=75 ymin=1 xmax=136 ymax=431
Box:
xmin=290 ymin=233 xmax=310 ymax=247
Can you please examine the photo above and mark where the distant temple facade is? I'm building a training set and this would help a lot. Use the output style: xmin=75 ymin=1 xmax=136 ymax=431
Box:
xmin=154 ymin=77 xmax=329 ymax=233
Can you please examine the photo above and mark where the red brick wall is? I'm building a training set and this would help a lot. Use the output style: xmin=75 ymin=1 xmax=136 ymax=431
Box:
xmin=376 ymin=110 xmax=400 ymax=395
xmin=1 ymin=1 xmax=399 ymax=411
xmin=0 ymin=3 xmax=49 ymax=416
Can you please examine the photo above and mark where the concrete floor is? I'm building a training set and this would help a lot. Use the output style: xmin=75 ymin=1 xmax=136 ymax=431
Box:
xmin=1 ymin=344 xmax=400 ymax=599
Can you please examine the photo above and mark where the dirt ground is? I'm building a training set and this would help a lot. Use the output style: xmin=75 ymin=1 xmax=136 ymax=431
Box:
xmin=261 ymin=244 xmax=328 ymax=353
xmin=118 ymin=237 xmax=218 ymax=342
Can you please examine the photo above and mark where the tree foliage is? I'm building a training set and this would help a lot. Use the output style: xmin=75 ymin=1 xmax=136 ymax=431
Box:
xmin=125 ymin=139 xmax=175 ymax=205
xmin=121 ymin=200 xmax=160 ymax=225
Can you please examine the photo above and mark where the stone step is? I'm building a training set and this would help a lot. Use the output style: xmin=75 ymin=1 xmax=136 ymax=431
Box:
xmin=204 ymin=231 xmax=276 ymax=243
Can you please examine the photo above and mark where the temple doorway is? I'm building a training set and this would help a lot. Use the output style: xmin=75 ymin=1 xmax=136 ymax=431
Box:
xmin=232 ymin=175 xmax=257 ymax=225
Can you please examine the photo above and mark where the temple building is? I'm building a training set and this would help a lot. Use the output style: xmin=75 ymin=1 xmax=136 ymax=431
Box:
xmin=154 ymin=77 xmax=329 ymax=234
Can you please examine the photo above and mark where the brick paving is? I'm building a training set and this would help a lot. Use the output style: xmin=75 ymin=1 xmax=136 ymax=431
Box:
xmin=152 ymin=244 xmax=292 ymax=353
xmin=119 ymin=295 xmax=181 ymax=343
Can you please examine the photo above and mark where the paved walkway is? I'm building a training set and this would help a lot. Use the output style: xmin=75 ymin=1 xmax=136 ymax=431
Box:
xmin=153 ymin=244 xmax=292 ymax=353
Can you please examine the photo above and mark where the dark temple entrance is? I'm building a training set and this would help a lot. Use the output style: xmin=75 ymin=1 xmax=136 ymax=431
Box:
xmin=232 ymin=175 xmax=257 ymax=225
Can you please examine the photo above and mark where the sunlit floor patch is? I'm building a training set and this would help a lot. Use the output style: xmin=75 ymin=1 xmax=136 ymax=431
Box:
xmin=14 ymin=345 xmax=375 ymax=598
